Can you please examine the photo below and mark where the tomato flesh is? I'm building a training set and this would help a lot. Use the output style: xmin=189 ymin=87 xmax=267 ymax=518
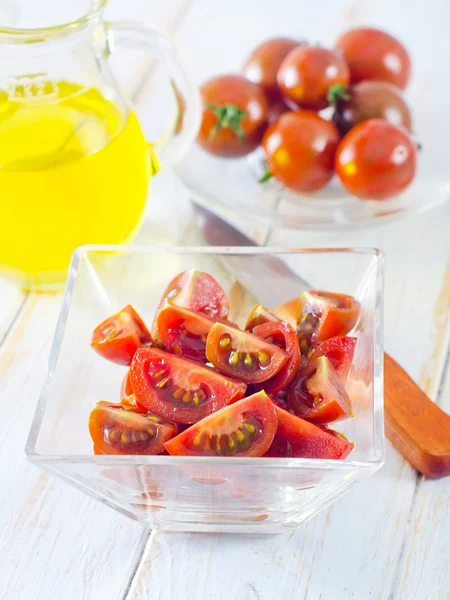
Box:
xmin=91 ymin=305 xmax=152 ymax=366
xmin=155 ymin=304 xmax=219 ymax=363
xmin=120 ymin=370 xmax=133 ymax=399
xmin=164 ymin=391 xmax=277 ymax=457
xmin=130 ymin=347 xmax=246 ymax=425
xmin=156 ymin=269 xmax=228 ymax=319
xmin=206 ymin=322 xmax=289 ymax=384
xmin=89 ymin=401 xmax=174 ymax=455
xmin=265 ymin=406 xmax=354 ymax=459
xmin=309 ymin=336 xmax=357 ymax=383
xmin=253 ymin=321 xmax=301 ymax=395
xmin=288 ymin=356 xmax=352 ymax=423
xmin=245 ymin=304 xmax=279 ymax=332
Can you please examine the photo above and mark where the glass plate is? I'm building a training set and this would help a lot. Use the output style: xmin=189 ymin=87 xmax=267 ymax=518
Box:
xmin=173 ymin=0 xmax=450 ymax=230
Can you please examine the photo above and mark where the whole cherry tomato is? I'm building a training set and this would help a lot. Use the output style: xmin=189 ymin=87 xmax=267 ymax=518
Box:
xmin=335 ymin=118 xmax=417 ymax=200
xmin=197 ymin=74 xmax=269 ymax=158
xmin=335 ymin=27 xmax=411 ymax=90
xmin=242 ymin=37 xmax=300 ymax=103
xmin=329 ymin=80 xmax=412 ymax=135
xmin=262 ymin=111 xmax=340 ymax=193
xmin=277 ymin=46 xmax=350 ymax=110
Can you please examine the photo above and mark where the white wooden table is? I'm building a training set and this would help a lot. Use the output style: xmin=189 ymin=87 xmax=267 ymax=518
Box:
xmin=1 ymin=1 xmax=449 ymax=599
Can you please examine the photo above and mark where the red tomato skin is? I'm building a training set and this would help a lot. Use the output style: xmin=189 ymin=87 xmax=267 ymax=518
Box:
xmin=156 ymin=269 xmax=228 ymax=320
xmin=242 ymin=37 xmax=300 ymax=102
xmin=164 ymin=392 xmax=278 ymax=457
xmin=335 ymin=27 xmax=411 ymax=89
xmin=253 ymin=321 xmax=301 ymax=395
xmin=277 ymin=46 xmax=350 ymax=110
xmin=206 ymin=322 xmax=289 ymax=384
xmin=130 ymin=347 xmax=247 ymax=425
xmin=262 ymin=111 xmax=340 ymax=193
xmin=91 ymin=305 xmax=152 ymax=366
xmin=266 ymin=406 xmax=354 ymax=459
xmin=197 ymin=74 xmax=269 ymax=157
xmin=309 ymin=336 xmax=357 ymax=383
xmin=335 ymin=119 xmax=417 ymax=200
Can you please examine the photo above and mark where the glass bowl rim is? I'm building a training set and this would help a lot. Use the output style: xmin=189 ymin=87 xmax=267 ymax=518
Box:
xmin=25 ymin=244 xmax=385 ymax=471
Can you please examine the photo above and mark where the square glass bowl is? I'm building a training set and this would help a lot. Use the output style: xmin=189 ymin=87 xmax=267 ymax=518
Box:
xmin=26 ymin=246 xmax=384 ymax=533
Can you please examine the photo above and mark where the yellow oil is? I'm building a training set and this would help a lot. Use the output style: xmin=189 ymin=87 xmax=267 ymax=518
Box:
xmin=0 ymin=81 xmax=153 ymax=290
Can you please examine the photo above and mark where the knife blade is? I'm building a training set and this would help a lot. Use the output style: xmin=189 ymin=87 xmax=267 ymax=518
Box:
xmin=191 ymin=199 xmax=450 ymax=479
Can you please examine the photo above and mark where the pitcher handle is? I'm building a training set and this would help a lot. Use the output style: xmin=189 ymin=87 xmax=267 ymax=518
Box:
xmin=106 ymin=21 xmax=201 ymax=171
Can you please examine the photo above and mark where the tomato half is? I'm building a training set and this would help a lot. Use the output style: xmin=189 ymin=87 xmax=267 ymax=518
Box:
xmin=335 ymin=118 xmax=417 ymax=200
xmin=265 ymin=405 xmax=354 ymax=459
xmin=206 ymin=322 xmax=289 ymax=384
xmin=130 ymin=347 xmax=247 ymax=425
xmin=245 ymin=304 xmax=279 ymax=332
xmin=89 ymin=401 xmax=174 ymax=455
xmin=120 ymin=370 xmax=133 ymax=398
xmin=197 ymin=74 xmax=269 ymax=157
xmin=253 ymin=321 xmax=300 ymax=395
xmin=288 ymin=356 xmax=352 ymax=423
xmin=274 ymin=290 xmax=360 ymax=352
xmin=155 ymin=304 xmax=219 ymax=363
xmin=329 ymin=80 xmax=412 ymax=136
xmin=164 ymin=391 xmax=277 ymax=457
xmin=277 ymin=46 xmax=350 ymax=110
xmin=335 ymin=27 xmax=411 ymax=90
xmin=262 ymin=111 xmax=340 ymax=193
xmin=156 ymin=269 xmax=228 ymax=319
xmin=242 ymin=37 xmax=300 ymax=103
xmin=91 ymin=305 xmax=152 ymax=366
xmin=309 ymin=336 xmax=357 ymax=383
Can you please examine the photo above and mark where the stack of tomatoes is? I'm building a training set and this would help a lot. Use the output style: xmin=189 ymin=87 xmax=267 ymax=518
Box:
xmin=89 ymin=270 xmax=361 ymax=460
xmin=197 ymin=27 xmax=417 ymax=200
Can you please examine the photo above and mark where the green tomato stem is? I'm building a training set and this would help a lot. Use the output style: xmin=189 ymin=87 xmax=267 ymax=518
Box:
xmin=204 ymin=102 xmax=248 ymax=143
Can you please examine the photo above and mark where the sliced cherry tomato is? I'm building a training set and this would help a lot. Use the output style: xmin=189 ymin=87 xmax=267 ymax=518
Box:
xmin=91 ymin=305 xmax=152 ymax=366
xmin=164 ymin=391 xmax=277 ymax=457
xmin=120 ymin=395 xmax=180 ymax=435
xmin=335 ymin=118 xmax=417 ymax=200
xmin=130 ymin=347 xmax=246 ymax=425
xmin=265 ymin=405 xmax=354 ymax=459
xmin=156 ymin=269 xmax=228 ymax=319
xmin=277 ymin=46 xmax=350 ymax=110
xmin=245 ymin=304 xmax=279 ymax=332
xmin=274 ymin=290 xmax=360 ymax=353
xmin=120 ymin=392 xmax=146 ymax=412
xmin=206 ymin=322 xmax=289 ymax=384
xmin=197 ymin=74 xmax=269 ymax=157
xmin=329 ymin=80 xmax=412 ymax=136
xmin=288 ymin=356 xmax=352 ymax=423
xmin=335 ymin=27 xmax=411 ymax=90
xmin=242 ymin=37 xmax=300 ymax=103
xmin=262 ymin=111 xmax=340 ymax=193
xmin=253 ymin=321 xmax=300 ymax=395
xmin=89 ymin=401 xmax=174 ymax=455
xmin=120 ymin=370 xmax=133 ymax=398
xmin=155 ymin=304 xmax=218 ymax=363
xmin=309 ymin=336 xmax=357 ymax=383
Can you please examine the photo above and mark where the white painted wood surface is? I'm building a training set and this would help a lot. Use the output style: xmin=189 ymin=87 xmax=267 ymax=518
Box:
xmin=0 ymin=1 xmax=449 ymax=600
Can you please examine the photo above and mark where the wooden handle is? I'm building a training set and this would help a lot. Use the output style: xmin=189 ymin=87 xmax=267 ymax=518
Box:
xmin=384 ymin=352 xmax=450 ymax=479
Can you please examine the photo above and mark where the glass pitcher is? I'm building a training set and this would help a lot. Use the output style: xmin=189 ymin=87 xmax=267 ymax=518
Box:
xmin=0 ymin=0 xmax=200 ymax=291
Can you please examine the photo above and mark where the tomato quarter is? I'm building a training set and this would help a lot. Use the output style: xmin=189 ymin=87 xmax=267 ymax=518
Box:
xmin=253 ymin=321 xmax=301 ymax=395
xmin=164 ymin=391 xmax=278 ymax=457
xmin=309 ymin=336 xmax=357 ymax=383
xmin=288 ymin=356 xmax=352 ymax=423
xmin=262 ymin=111 xmax=340 ymax=193
xmin=335 ymin=118 xmax=417 ymax=200
xmin=130 ymin=347 xmax=247 ymax=424
xmin=277 ymin=45 xmax=350 ymax=110
xmin=335 ymin=27 xmax=411 ymax=90
xmin=120 ymin=370 xmax=133 ymax=399
xmin=206 ymin=322 xmax=289 ymax=384
xmin=245 ymin=304 xmax=279 ymax=332
xmin=197 ymin=74 xmax=269 ymax=157
xmin=91 ymin=305 xmax=152 ymax=366
xmin=89 ymin=401 xmax=174 ymax=455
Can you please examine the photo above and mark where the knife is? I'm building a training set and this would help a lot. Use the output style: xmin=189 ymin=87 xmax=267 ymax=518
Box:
xmin=191 ymin=200 xmax=450 ymax=479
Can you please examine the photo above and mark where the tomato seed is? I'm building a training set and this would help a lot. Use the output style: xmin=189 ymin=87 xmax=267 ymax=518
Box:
xmin=182 ymin=391 xmax=191 ymax=403
xmin=219 ymin=334 xmax=232 ymax=349
xmin=173 ymin=387 xmax=183 ymax=399
xmin=257 ymin=350 xmax=270 ymax=367
xmin=156 ymin=377 xmax=169 ymax=389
